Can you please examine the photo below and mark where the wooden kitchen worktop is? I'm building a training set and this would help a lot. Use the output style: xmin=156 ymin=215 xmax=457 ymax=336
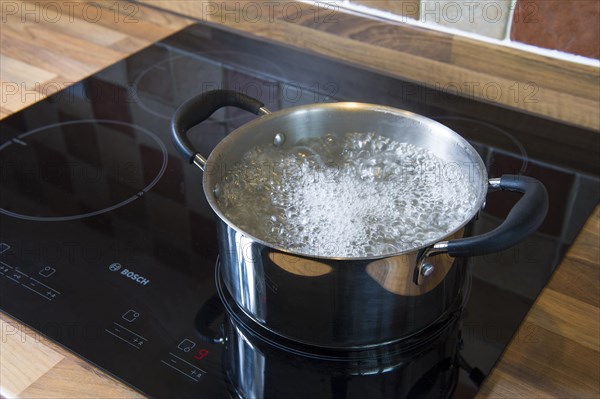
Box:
xmin=1 ymin=1 xmax=599 ymax=398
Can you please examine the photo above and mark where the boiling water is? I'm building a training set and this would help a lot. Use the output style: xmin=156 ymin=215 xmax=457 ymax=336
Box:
xmin=217 ymin=132 xmax=478 ymax=257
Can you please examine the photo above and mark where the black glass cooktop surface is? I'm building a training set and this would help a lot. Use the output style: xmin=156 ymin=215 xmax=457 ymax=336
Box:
xmin=1 ymin=23 xmax=598 ymax=398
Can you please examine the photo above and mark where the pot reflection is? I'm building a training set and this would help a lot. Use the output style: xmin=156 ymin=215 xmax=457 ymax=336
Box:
xmin=222 ymin=311 xmax=461 ymax=399
xmin=194 ymin=267 xmax=465 ymax=399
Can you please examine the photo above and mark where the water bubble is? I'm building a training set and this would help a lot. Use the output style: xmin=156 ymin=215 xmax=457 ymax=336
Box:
xmin=217 ymin=133 xmax=477 ymax=257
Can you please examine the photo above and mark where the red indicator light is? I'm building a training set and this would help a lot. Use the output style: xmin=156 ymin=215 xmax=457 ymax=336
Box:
xmin=194 ymin=348 xmax=209 ymax=360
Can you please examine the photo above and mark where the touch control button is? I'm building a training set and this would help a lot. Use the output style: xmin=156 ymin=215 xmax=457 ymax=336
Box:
xmin=105 ymin=322 xmax=148 ymax=349
xmin=39 ymin=266 xmax=56 ymax=277
xmin=161 ymin=352 xmax=205 ymax=382
xmin=0 ymin=260 xmax=61 ymax=301
xmin=122 ymin=309 xmax=140 ymax=323
xmin=177 ymin=339 xmax=196 ymax=353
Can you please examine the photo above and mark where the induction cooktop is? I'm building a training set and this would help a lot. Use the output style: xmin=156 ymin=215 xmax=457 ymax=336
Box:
xmin=1 ymin=23 xmax=598 ymax=398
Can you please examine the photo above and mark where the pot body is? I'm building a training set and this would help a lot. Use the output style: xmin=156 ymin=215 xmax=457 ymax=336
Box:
xmin=218 ymin=218 xmax=468 ymax=348
xmin=207 ymin=103 xmax=483 ymax=348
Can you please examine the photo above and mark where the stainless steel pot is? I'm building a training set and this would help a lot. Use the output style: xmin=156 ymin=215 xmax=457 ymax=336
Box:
xmin=195 ymin=276 xmax=462 ymax=399
xmin=173 ymin=90 xmax=548 ymax=348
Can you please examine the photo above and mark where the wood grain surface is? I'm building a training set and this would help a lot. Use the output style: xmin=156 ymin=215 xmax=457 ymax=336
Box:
xmin=0 ymin=1 xmax=599 ymax=398
xmin=479 ymin=206 xmax=600 ymax=398
xmin=0 ymin=0 xmax=192 ymax=118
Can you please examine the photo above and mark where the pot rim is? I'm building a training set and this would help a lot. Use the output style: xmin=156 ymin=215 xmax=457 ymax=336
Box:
xmin=202 ymin=102 xmax=489 ymax=261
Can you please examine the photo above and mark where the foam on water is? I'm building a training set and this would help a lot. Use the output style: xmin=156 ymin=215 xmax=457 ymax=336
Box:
xmin=217 ymin=132 xmax=478 ymax=258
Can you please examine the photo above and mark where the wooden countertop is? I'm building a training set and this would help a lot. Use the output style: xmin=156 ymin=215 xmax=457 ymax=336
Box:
xmin=1 ymin=1 xmax=598 ymax=398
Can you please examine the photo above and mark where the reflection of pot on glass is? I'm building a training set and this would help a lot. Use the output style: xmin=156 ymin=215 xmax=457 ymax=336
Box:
xmin=175 ymin=90 xmax=549 ymax=349
xmin=196 ymin=280 xmax=463 ymax=399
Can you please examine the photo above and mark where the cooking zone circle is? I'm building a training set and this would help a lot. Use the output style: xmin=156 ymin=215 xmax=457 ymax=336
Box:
xmin=0 ymin=120 xmax=167 ymax=222
xmin=131 ymin=51 xmax=285 ymax=121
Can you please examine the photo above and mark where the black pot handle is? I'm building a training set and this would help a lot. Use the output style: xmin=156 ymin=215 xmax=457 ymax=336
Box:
xmin=416 ymin=175 xmax=548 ymax=284
xmin=446 ymin=175 xmax=548 ymax=257
xmin=171 ymin=89 xmax=267 ymax=166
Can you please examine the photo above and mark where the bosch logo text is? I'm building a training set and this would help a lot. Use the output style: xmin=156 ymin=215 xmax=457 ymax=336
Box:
xmin=120 ymin=268 xmax=149 ymax=286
